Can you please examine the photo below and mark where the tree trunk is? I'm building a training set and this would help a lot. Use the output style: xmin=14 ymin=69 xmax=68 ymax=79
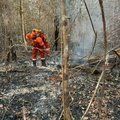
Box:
xmin=54 ymin=16 xmax=59 ymax=51
xmin=98 ymin=0 xmax=108 ymax=119
xmin=6 ymin=37 xmax=17 ymax=63
xmin=1 ymin=0 xmax=17 ymax=63
xmin=61 ymin=0 xmax=72 ymax=120
xmin=20 ymin=0 xmax=27 ymax=50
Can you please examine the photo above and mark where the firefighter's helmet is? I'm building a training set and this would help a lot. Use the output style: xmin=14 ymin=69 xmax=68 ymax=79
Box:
xmin=32 ymin=29 xmax=42 ymax=33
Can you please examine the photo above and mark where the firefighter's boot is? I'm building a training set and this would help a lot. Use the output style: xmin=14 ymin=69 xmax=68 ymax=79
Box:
xmin=33 ymin=60 xmax=36 ymax=67
xmin=41 ymin=59 xmax=46 ymax=67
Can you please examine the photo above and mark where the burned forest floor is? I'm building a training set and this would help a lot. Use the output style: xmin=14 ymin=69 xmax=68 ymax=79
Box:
xmin=0 ymin=54 xmax=120 ymax=120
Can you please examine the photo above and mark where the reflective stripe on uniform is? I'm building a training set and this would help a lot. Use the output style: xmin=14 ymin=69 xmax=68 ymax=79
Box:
xmin=41 ymin=58 xmax=45 ymax=60
xmin=32 ymin=58 xmax=36 ymax=61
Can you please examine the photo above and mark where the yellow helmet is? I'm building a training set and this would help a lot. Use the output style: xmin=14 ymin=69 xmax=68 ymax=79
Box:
xmin=32 ymin=29 xmax=41 ymax=33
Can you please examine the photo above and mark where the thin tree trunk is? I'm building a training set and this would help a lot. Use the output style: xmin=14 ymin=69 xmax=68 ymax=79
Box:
xmin=38 ymin=0 xmax=42 ymax=27
xmin=83 ymin=0 xmax=97 ymax=60
xmin=1 ymin=0 xmax=17 ymax=63
xmin=61 ymin=0 xmax=72 ymax=120
xmin=98 ymin=0 xmax=108 ymax=119
xmin=99 ymin=0 xmax=107 ymax=57
xmin=54 ymin=16 xmax=59 ymax=51
xmin=20 ymin=0 xmax=27 ymax=50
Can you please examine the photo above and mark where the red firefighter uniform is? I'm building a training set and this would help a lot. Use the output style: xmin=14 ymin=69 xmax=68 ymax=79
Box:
xmin=26 ymin=31 xmax=50 ymax=62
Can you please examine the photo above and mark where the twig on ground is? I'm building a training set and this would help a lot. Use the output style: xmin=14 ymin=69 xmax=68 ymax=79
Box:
xmin=80 ymin=70 xmax=105 ymax=120
xmin=22 ymin=106 xmax=27 ymax=120
xmin=58 ymin=109 xmax=63 ymax=120
xmin=113 ymin=50 xmax=120 ymax=59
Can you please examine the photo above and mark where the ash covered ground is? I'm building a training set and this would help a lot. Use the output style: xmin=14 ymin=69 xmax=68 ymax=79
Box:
xmin=0 ymin=59 xmax=120 ymax=120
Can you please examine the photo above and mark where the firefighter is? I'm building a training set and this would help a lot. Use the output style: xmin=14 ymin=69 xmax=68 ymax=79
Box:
xmin=26 ymin=29 xmax=50 ymax=67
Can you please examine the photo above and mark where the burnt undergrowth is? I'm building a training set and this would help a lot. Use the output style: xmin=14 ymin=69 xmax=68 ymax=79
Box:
xmin=0 ymin=58 xmax=120 ymax=120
